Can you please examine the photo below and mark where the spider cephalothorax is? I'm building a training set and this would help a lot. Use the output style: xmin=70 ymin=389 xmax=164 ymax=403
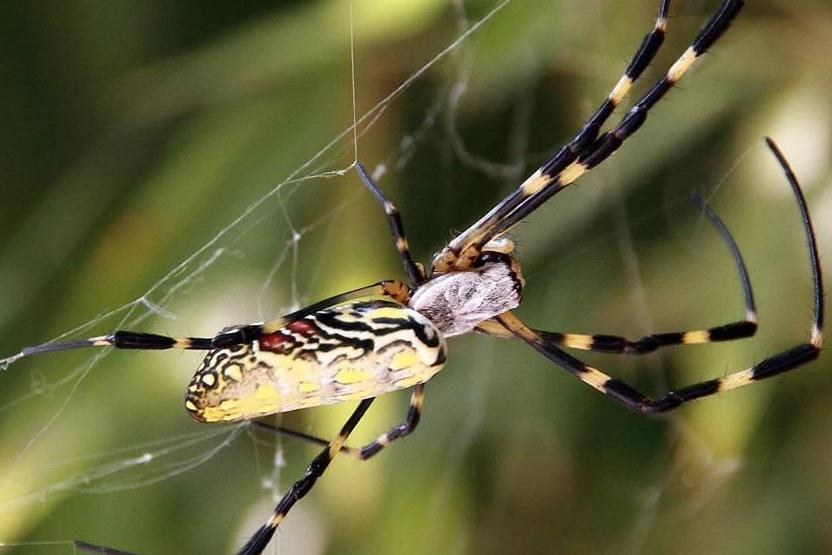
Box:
xmin=413 ymin=237 xmax=525 ymax=336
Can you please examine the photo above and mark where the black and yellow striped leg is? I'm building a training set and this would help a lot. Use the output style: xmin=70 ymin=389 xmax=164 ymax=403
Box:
xmin=579 ymin=0 xmax=744 ymax=170
xmin=358 ymin=383 xmax=425 ymax=459
xmin=501 ymin=309 xmax=820 ymax=414
xmin=239 ymin=398 xmax=375 ymax=555
xmin=557 ymin=0 xmax=670 ymax=161
xmin=6 ymin=281 xmax=411 ymax=365
xmin=478 ymin=187 xmax=757 ymax=354
xmin=435 ymin=0 xmax=673 ymax=269
xmin=253 ymin=384 xmax=426 ymax=460
xmin=498 ymin=0 xmax=673 ymax=217
xmin=79 ymin=388 xmax=420 ymax=555
xmin=354 ymin=162 xmax=425 ymax=286
xmin=16 ymin=330 xmax=229 ymax=358
xmin=497 ymin=138 xmax=824 ymax=414
xmin=252 ymin=420 xmax=353 ymax=452
xmin=481 ymin=0 xmax=744 ymax=243
xmin=536 ymin=322 xmax=757 ymax=355
xmin=554 ymin=140 xmax=823 ymax=356
xmin=478 ymin=317 xmax=757 ymax=354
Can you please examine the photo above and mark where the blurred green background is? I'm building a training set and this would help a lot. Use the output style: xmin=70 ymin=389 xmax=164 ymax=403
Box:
xmin=1 ymin=1 xmax=831 ymax=553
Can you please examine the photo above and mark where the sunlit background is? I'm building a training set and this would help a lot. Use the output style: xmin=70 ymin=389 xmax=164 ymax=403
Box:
xmin=1 ymin=1 xmax=831 ymax=553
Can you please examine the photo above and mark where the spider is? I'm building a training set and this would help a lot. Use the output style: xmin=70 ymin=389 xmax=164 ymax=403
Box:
xmin=5 ymin=0 xmax=825 ymax=554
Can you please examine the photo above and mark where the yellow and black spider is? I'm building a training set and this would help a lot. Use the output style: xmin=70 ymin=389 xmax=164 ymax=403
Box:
xmin=6 ymin=1 xmax=825 ymax=554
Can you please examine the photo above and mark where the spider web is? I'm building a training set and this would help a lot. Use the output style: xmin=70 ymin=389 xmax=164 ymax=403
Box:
xmin=0 ymin=2 xmax=518 ymax=552
xmin=1 ymin=1 xmax=827 ymax=554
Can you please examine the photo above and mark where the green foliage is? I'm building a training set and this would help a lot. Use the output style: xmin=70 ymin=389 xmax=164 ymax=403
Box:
xmin=1 ymin=1 xmax=830 ymax=553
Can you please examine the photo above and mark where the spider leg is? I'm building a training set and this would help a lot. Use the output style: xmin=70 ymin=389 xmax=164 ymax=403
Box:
xmin=496 ymin=138 xmax=823 ymax=413
xmin=255 ymin=384 xmax=426 ymax=459
xmin=434 ymin=0 xmax=744 ymax=272
xmin=260 ymin=279 xmax=410 ymax=332
xmin=537 ymin=324 xmax=755 ymax=354
xmin=356 ymin=383 xmax=425 ymax=459
xmin=482 ymin=0 xmax=744 ymax=243
xmin=767 ymin=137 xmax=824 ymax=337
xmin=239 ymin=398 xmax=375 ymax=555
xmin=76 ymin=387 xmax=421 ymax=555
xmin=580 ymin=0 xmax=744 ymax=172
xmin=355 ymin=162 xmax=425 ymax=286
xmin=6 ymin=281 xmax=410 ymax=363
xmin=500 ymin=310 xmax=819 ymax=413
xmin=479 ymin=321 xmax=757 ymax=355
xmin=433 ymin=1 xmax=672 ymax=272
xmin=562 ymin=0 xmax=671 ymax=160
xmin=252 ymin=420 xmax=357 ymax=452
xmin=478 ymin=188 xmax=758 ymax=354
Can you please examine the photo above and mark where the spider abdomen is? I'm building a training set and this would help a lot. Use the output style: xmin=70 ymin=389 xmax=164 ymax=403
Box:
xmin=185 ymin=300 xmax=447 ymax=423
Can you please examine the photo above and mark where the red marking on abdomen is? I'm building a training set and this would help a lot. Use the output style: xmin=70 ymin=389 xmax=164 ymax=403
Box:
xmin=259 ymin=333 xmax=290 ymax=351
xmin=287 ymin=320 xmax=317 ymax=335
xmin=258 ymin=319 xmax=318 ymax=352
